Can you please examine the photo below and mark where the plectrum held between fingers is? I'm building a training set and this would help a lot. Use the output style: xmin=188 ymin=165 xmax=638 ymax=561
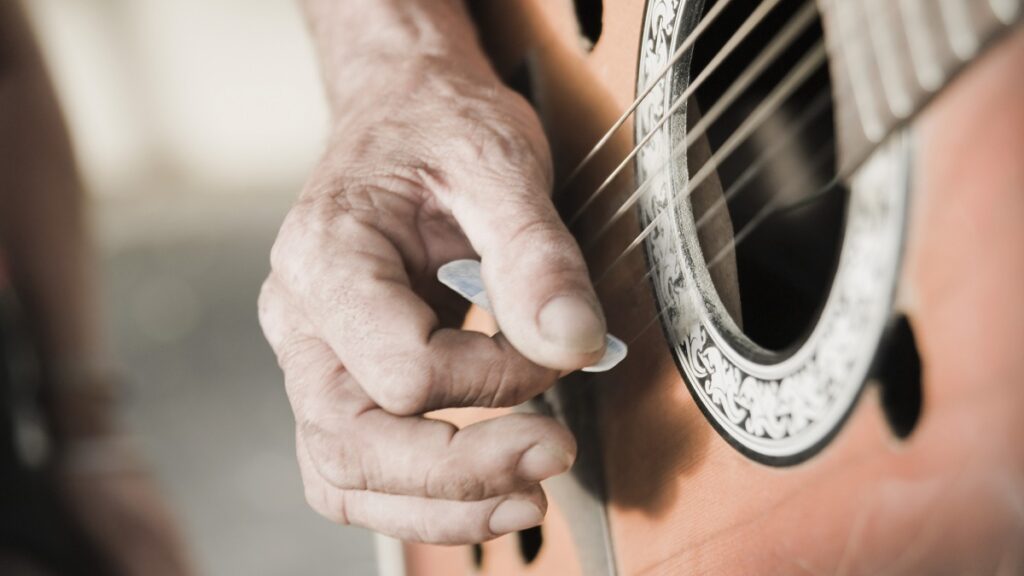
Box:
xmin=437 ymin=259 xmax=627 ymax=373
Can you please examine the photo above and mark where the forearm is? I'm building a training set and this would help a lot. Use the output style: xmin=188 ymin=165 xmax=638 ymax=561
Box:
xmin=299 ymin=0 xmax=496 ymax=117
xmin=0 ymin=3 xmax=106 ymax=435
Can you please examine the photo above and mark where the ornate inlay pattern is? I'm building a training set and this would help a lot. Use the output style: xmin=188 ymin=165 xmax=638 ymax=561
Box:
xmin=634 ymin=0 xmax=911 ymax=462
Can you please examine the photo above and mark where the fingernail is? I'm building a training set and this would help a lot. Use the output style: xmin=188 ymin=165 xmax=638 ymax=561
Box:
xmin=489 ymin=499 xmax=543 ymax=534
xmin=518 ymin=443 xmax=573 ymax=481
xmin=537 ymin=295 xmax=606 ymax=354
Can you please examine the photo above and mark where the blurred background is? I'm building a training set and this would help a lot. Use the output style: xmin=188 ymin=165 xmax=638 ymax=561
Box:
xmin=22 ymin=1 xmax=379 ymax=574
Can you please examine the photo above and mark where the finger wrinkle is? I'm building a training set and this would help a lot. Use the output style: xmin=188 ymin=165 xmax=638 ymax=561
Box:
xmin=405 ymin=418 xmax=463 ymax=498
xmin=498 ymin=213 xmax=564 ymax=256
xmin=421 ymin=449 xmax=447 ymax=500
xmin=327 ymin=246 xmax=410 ymax=292
xmin=281 ymin=354 xmax=349 ymax=421
xmin=478 ymin=354 xmax=516 ymax=407
xmin=357 ymin=435 xmax=385 ymax=494
xmin=365 ymin=363 xmax=434 ymax=417
xmin=337 ymin=184 xmax=428 ymax=249
xmin=303 ymin=420 xmax=369 ymax=492
xmin=334 ymin=487 xmax=352 ymax=526
xmin=277 ymin=334 xmax=329 ymax=372
xmin=298 ymin=433 xmax=351 ymax=525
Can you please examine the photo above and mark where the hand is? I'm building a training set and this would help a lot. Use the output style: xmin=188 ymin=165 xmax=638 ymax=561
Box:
xmin=258 ymin=60 xmax=608 ymax=544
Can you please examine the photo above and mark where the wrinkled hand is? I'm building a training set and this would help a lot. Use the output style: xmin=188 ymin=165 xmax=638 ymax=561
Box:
xmin=258 ymin=63 xmax=607 ymax=544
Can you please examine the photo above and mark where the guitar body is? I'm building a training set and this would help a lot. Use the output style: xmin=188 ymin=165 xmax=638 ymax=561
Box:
xmin=404 ymin=1 xmax=1024 ymax=573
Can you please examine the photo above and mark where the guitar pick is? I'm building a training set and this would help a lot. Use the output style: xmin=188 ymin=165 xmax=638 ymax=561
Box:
xmin=438 ymin=259 xmax=627 ymax=373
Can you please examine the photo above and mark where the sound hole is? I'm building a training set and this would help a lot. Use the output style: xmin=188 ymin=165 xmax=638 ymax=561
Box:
xmin=875 ymin=315 xmax=923 ymax=438
xmin=573 ymin=0 xmax=604 ymax=49
xmin=687 ymin=0 xmax=844 ymax=352
xmin=472 ymin=543 xmax=483 ymax=568
xmin=518 ymin=525 xmax=543 ymax=564
xmin=470 ymin=527 xmax=543 ymax=569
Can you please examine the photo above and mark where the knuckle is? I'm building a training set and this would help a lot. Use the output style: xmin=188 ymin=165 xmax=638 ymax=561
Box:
xmin=270 ymin=196 xmax=348 ymax=272
xmin=501 ymin=217 xmax=590 ymax=282
xmin=422 ymin=427 xmax=487 ymax=501
xmin=277 ymin=341 xmax=306 ymax=374
xmin=269 ymin=200 xmax=316 ymax=273
xmin=270 ymin=197 xmax=377 ymax=306
xmin=368 ymin=355 xmax=437 ymax=416
xmin=500 ymin=215 xmax=582 ymax=275
xmin=505 ymin=214 xmax=563 ymax=250
xmin=269 ymin=210 xmax=315 ymax=289
xmin=411 ymin=516 xmax=436 ymax=544
xmin=476 ymin=130 xmax=547 ymax=187
xmin=300 ymin=419 xmax=367 ymax=492
xmin=257 ymin=276 xmax=276 ymax=317
xmin=441 ymin=102 xmax=550 ymax=192
xmin=320 ymin=488 xmax=352 ymax=526
xmin=303 ymin=481 xmax=346 ymax=525
xmin=276 ymin=336 xmax=330 ymax=388
xmin=297 ymin=434 xmax=350 ymax=525
xmin=267 ymin=232 xmax=290 ymax=279
xmin=300 ymin=479 xmax=321 ymax=512
xmin=436 ymin=468 xmax=486 ymax=502
xmin=256 ymin=277 xmax=285 ymax=345
xmin=257 ymin=283 xmax=325 ymax=373
xmin=472 ymin=124 xmax=529 ymax=167
xmin=371 ymin=376 xmax=431 ymax=417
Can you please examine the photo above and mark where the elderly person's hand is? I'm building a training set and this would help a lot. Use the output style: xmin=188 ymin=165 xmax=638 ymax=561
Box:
xmin=258 ymin=0 xmax=607 ymax=544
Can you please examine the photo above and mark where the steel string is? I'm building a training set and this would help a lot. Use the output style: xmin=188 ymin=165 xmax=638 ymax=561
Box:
xmin=587 ymin=42 xmax=827 ymax=289
xmin=556 ymin=0 xmax=739 ymax=194
xmin=601 ymin=102 xmax=836 ymax=337
xmin=563 ymin=0 xmax=810 ymax=228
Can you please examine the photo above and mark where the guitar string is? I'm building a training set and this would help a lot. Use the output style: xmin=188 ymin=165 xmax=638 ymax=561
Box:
xmin=580 ymin=12 xmax=903 ymax=304
xmin=585 ymin=30 xmax=883 ymax=346
xmin=621 ymin=143 xmax=838 ymax=349
xmin=585 ymin=41 xmax=828 ymax=289
xmin=538 ymin=0 xmax=906 ymax=348
xmin=598 ymin=94 xmax=831 ymax=332
xmin=624 ymin=91 xmax=833 ymax=289
xmin=555 ymin=0 xmax=738 ymax=194
xmin=561 ymin=0 xmax=906 ymax=239
xmin=692 ymin=98 xmax=825 ymax=232
xmin=704 ymin=141 xmax=837 ymax=271
xmin=577 ymin=49 xmax=831 ymax=350
xmin=682 ymin=90 xmax=833 ymax=241
xmin=565 ymin=0 xmax=811 ymax=228
xmin=569 ymin=1 xmax=815 ymax=243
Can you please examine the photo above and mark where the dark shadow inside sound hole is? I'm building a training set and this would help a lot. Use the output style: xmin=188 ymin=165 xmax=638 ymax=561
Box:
xmin=875 ymin=316 xmax=923 ymax=438
xmin=686 ymin=0 xmax=846 ymax=352
xmin=468 ymin=526 xmax=544 ymax=569
xmin=573 ymin=0 xmax=604 ymax=48
xmin=472 ymin=543 xmax=483 ymax=568
xmin=518 ymin=526 xmax=543 ymax=564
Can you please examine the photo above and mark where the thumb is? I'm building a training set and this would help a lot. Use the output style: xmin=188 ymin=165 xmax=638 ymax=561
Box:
xmin=447 ymin=137 xmax=606 ymax=370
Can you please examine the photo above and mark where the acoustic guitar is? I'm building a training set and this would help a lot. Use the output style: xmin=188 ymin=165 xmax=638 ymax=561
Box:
xmin=394 ymin=0 xmax=1024 ymax=573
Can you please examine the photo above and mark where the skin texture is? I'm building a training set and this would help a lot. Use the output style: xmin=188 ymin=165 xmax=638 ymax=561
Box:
xmin=258 ymin=0 xmax=609 ymax=544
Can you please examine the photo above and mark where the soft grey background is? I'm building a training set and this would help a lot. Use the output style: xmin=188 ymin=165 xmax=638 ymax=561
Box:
xmin=94 ymin=192 xmax=379 ymax=576
xmin=23 ymin=1 xmax=381 ymax=573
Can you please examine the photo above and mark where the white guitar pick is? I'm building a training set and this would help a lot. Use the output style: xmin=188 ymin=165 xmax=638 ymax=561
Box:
xmin=438 ymin=259 xmax=627 ymax=373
